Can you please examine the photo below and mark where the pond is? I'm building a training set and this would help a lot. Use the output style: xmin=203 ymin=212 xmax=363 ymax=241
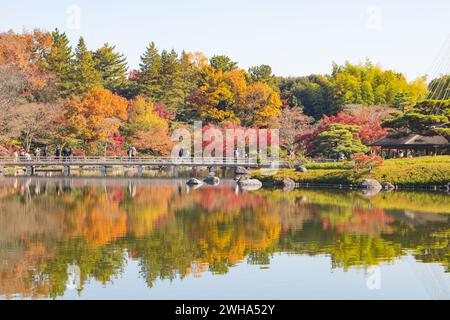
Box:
xmin=0 ymin=177 xmax=449 ymax=300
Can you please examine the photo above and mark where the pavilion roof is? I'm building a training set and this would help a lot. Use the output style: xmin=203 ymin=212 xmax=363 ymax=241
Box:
xmin=368 ymin=134 xmax=449 ymax=148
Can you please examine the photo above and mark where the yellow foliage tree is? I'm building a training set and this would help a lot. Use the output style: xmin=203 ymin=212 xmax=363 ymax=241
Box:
xmin=189 ymin=65 xmax=237 ymax=123
xmin=127 ymin=95 xmax=172 ymax=155
xmin=242 ymin=82 xmax=282 ymax=127
xmin=189 ymin=64 xmax=282 ymax=127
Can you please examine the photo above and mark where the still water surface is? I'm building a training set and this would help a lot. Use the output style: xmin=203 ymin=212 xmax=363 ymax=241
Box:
xmin=0 ymin=177 xmax=449 ymax=300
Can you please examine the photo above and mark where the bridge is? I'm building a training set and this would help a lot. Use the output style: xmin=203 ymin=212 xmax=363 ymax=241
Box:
xmin=0 ymin=156 xmax=290 ymax=176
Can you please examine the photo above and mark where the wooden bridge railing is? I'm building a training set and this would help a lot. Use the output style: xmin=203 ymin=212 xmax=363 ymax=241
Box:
xmin=0 ymin=156 xmax=289 ymax=167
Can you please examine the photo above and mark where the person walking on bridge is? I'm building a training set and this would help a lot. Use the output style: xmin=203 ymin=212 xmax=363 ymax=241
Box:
xmin=33 ymin=147 xmax=41 ymax=161
xmin=55 ymin=146 xmax=61 ymax=161
xmin=42 ymin=146 xmax=48 ymax=159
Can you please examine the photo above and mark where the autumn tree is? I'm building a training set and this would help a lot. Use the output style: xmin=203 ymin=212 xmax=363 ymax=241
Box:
xmin=0 ymin=30 xmax=55 ymax=101
xmin=241 ymin=82 xmax=282 ymax=127
xmin=279 ymin=106 xmax=314 ymax=156
xmin=126 ymin=96 xmax=172 ymax=155
xmin=63 ymin=87 xmax=128 ymax=152
xmin=313 ymin=124 xmax=369 ymax=159
xmin=188 ymin=65 xmax=237 ymax=123
xmin=8 ymin=104 xmax=62 ymax=152
xmin=93 ymin=43 xmax=128 ymax=94
xmin=0 ymin=65 xmax=26 ymax=144
xmin=322 ymin=111 xmax=388 ymax=144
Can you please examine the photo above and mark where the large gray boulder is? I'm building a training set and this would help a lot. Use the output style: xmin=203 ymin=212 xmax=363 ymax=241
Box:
xmin=237 ymin=176 xmax=263 ymax=191
xmin=187 ymin=178 xmax=203 ymax=186
xmin=360 ymin=179 xmax=382 ymax=190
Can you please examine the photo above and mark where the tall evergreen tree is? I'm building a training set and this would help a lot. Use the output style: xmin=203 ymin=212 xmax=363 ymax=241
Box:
xmin=210 ymin=55 xmax=238 ymax=72
xmin=93 ymin=43 xmax=128 ymax=94
xmin=72 ymin=37 xmax=102 ymax=95
xmin=176 ymin=51 xmax=199 ymax=121
xmin=137 ymin=42 xmax=162 ymax=101
xmin=45 ymin=28 xmax=74 ymax=98
xmin=160 ymin=49 xmax=185 ymax=112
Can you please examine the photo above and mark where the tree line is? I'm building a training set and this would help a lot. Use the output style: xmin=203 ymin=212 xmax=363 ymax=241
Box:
xmin=0 ymin=29 xmax=447 ymax=158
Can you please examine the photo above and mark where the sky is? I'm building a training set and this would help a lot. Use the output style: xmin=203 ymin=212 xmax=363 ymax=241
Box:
xmin=1 ymin=0 xmax=449 ymax=80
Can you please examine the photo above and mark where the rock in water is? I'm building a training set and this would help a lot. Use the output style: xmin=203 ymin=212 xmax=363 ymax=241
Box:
xmin=204 ymin=176 xmax=220 ymax=185
xmin=381 ymin=181 xmax=395 ymax=191
xmin=187 ymin=178 xmax=203 ymax=186
xmin=282 ymin=177 xmax=296 ymax=192
xmin=360 ymin=179 xmax=382 ymax=190
xmin=237 ymin=176 xmax=263 ymax=191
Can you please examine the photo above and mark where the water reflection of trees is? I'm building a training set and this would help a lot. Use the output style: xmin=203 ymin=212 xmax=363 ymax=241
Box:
xmin=0 ymin=178 xmax=448 ymax=298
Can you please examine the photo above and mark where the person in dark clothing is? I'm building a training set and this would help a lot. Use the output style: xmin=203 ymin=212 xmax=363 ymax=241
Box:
xmin=42 ymin=146 xmax=48 ymax=159
xmin=55 ymin=146 xmax=61 ymax=161
xmin=62 ymin=147 xmax=69 ymax=161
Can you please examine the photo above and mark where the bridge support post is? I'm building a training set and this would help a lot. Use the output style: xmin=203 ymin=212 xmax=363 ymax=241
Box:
xmin=101 ymin=166 xmax=107 ymax=177
xmin=221 ymin=166 xmax=226 ymax=178
xmin=63 ymin=166 xmax=70 ymax=177
xmin=172 ymin=166 xmax=179 ymax=177
xmin=26 ymin=166 xmax=35 ymax=176
xmin=137 ymin=165 xmax=143 ymax=177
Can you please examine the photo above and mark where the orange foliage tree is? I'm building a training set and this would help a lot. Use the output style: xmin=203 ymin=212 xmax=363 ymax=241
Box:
xmin=0 ymin=30 xmax=55 ymax=99
xmin=63 ymin=87 xmax=128 ymax=153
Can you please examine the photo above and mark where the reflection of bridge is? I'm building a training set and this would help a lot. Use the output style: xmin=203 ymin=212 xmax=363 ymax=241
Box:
xmin=0 ymin=156 xmax=289 ymax=176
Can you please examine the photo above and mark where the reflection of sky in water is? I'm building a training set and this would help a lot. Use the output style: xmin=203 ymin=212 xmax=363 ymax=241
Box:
xmin=57 ymin=255 xmax=450 ymax=300
xmin=0 ymin=178 xmax=449 ymax=300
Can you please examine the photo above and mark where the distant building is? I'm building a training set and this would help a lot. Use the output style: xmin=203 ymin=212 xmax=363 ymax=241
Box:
xmin=368 ymin=134 xmax=449 ymax=157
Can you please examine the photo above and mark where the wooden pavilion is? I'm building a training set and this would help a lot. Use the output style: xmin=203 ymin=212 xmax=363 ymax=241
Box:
xmin=368 ymin=134 xmax=449 ymax=157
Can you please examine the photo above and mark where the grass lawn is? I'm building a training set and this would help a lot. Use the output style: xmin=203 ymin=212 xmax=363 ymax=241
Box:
xmin=252 ymin=156 xmax=450 ymax=187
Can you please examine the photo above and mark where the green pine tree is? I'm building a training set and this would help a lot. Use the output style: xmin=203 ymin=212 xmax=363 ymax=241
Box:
xmin=137 ymin=42 xmax=162 ymax=101
xmin=210 ymin=55 xmax=238 ymax=72
xmin=314 ymin=124 xmax=369 ymax=159
xmin=93 ymin=43 xmax=128 ymax=94
xmin=160 ymin=49 xmax=185 ymax=113
xmin=175 ymin=51 xmax=199 ymax=121
xmin=72 ymin=37 xmax=102 ymax=95
xmin=45 ymin=28 xmax=74 ymax=98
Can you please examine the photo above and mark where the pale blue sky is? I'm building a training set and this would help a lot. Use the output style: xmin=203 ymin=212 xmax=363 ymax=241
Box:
xmin=1 ymin=0 xmax=449 ymax=79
